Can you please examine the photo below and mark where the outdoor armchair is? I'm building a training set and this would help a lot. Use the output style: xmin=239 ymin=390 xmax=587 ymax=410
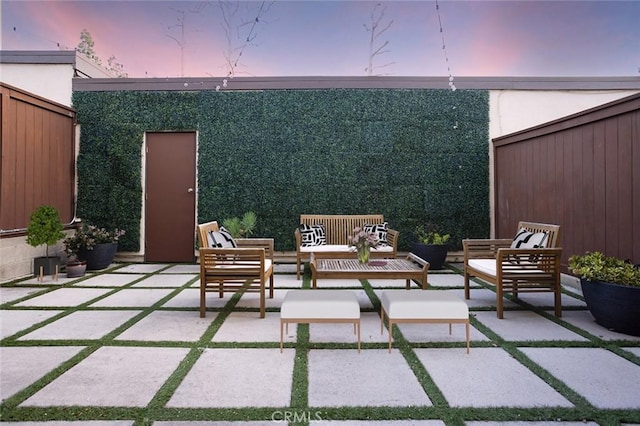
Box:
xmin=463 ymin=221 xmax=562 ymax=318
xmin=197 ymin=221 xmax=274 ymax=318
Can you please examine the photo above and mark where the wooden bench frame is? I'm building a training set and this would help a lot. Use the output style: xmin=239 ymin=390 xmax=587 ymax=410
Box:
xmin=463 ymin=221 xmax=562 ymax=319
xmin=197 ymin=221 xmax=274 ymax=318
xmin=294 ymin=214 xmax=398 ymax=279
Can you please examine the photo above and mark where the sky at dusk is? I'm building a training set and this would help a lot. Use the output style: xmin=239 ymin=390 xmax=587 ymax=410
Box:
xmin=1 ymin=0 xmax=639 ymax=79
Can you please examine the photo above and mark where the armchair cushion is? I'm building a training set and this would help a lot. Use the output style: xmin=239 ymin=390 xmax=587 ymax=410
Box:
xmin=364 ymin=222 xmax=389 ymax=246
xmin=299 ymin=224 xmax=327 ymax=247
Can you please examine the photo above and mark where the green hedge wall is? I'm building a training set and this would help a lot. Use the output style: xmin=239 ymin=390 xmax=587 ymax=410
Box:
xmin=73 ymin=88 xmax=489 ymax=253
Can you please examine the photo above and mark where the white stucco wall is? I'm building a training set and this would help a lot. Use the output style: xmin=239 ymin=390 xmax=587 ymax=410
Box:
xmin=489 ymin=89 xmax=640 ymax=140
xmin=0 ymin=64 xmax=75 ymax=107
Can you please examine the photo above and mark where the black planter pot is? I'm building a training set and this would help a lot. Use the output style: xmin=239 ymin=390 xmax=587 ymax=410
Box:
xmin=411 ymin=243 xmax=448 ymax=270
xmin=580 ymin=278 xmax=640 ymax=337
xmin=33 ymin=256 xmax=60 ymax=277
xmin=78 ymin=243 xmax=118 ymax=271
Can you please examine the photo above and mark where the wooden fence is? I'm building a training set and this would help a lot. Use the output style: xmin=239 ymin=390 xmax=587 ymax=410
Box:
xmin=493 ymin=93 xmax=639 ymax=266
xmin=0 ymin=83 xmax=76 ymax=234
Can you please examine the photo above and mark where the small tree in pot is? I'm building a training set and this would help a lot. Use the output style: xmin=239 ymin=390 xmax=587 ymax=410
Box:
xmin=569 ymin=251 xmax=640 ymax=336
xmin=411 ymin=224 xmax=451 ymax=270
xmin=26 ymin=205 xmax=64 ymax=277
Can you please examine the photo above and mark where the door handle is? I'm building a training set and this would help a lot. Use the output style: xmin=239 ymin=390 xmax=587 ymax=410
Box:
xmin=187 ymin=188 xmax=194 ymax=193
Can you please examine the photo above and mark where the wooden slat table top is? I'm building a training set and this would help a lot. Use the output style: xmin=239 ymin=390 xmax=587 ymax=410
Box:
xmin=311 ymin=254 xmax=429 ymax=289
xmin=315 ymin=258 xmax=422 ymax=272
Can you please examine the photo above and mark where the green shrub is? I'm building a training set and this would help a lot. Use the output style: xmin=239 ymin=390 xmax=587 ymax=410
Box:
xmin=569 ymin=251 xmax=640 ymax=287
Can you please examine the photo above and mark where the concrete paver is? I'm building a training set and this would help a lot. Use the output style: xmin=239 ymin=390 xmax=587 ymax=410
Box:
xmin=13 ymin=288 xmax=112 ymax=307
xmin=89 ymin=288 xmax=175 ymax=307
xmin=71 ymin=273 xmax=146 ymax=287
xmin=308 ymin=349 xmax=431 ymax=407
xmin=309 ymin=312 xmax=388 ymax=345
xmin=0 ymin=346 xmax=85 ymax=401
xmin=168 ymin=348 xmax=295 ymax=408
xmin=18 ymin=310 xmax=141 ymax=340
xmin=131 ymin=273 xmax=197 ymax=288
xmin=114 ymin=310 xmax=216 ymax=342
xmin=21 ymin=346 xmax=189 ymax=407
xmin=559 ymin=310 xmax=640 ymax=341
xmin=520 ymin=347 xmax=640 ymax=409
xmin=0 ymin=287 xmax=47 ymax=303
xmin=473 ymin=311 xmax=588 ymax=341
xmin=0 ymin=309 xmax=63 ymax=339
xmin=414 ymin=347 xmax=573 ymax=408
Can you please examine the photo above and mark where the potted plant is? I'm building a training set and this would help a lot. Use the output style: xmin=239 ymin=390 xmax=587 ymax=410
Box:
xmin=63 ymin=224 xmax=125 ymax=271
xmin=222 ymin=211 xmax=257 ymax=238
xmin=568 ymin=251 xmax=640 ymax=336
xmin=411 ymin=224 xmax=451 ymax=270
xmin=62 ymin=230 xmax=87 ymax=278
xmin=26 ymin=205 xmax=65 ymax=277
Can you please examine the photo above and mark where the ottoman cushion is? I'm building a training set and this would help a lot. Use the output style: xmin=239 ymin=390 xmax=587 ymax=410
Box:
xmin=281 ymin=290 xmax=360 ymax=319
xmin=380 ymin=291 xmax=468 ymax=320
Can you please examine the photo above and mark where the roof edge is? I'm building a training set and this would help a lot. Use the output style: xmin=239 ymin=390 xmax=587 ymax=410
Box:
xmin=72 ymin=75 xmax=640 ymax=92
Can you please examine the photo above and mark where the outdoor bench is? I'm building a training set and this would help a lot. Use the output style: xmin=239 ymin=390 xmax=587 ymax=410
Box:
xmin=294 ymin=214 xmax=398 ymax=279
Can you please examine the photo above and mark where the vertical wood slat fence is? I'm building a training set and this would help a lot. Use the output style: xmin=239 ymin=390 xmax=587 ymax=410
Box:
xmin=492 ymin=93 xmax=640 ymax=267
xmin=0 ymin=83 xmax=76 ymax=233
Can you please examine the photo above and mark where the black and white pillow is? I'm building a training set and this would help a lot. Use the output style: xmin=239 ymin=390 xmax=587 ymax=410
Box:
xmin=364 ymin=222 xmax=388 ymax=246
xmin=510 ymin=228 xmax=548 ymax=263
xmin=510 ymin=228 xmax=548 ymax=249
xmin=207 ymin=226 xmax=237 ymax=248
xmin=299 ymin=224 xmax=326 ymax=247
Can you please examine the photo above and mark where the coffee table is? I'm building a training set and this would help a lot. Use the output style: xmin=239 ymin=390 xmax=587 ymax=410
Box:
xmin=310 ymin=253 xmax=429 ymax=289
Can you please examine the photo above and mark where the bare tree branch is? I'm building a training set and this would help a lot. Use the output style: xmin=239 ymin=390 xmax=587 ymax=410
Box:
xmin=364 ymin=3 xmax=394 ymax=76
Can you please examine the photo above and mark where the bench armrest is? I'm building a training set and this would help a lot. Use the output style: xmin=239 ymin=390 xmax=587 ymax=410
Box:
xmin=294 ymin=228 xmax=302 ymax=251
xmin=387 ymin=229 xmax=399 ymax=252
xmin=496 ymin=247 xmax=562 ymax=274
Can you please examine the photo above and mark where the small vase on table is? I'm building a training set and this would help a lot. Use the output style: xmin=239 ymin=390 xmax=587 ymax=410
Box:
xmin=357 ymin=245 xmax=370 ymax=264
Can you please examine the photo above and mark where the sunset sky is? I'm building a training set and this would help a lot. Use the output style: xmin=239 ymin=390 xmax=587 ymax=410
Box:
xmin=1 ymin=0 xmax=638 ymax=78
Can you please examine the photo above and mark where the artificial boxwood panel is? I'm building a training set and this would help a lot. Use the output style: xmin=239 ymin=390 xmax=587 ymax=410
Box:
xmin=73 ymin=88 xmax=489 ymax=253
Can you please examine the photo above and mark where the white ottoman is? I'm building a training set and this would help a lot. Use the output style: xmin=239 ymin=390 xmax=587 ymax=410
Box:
xmin=280 ymin=290 xmax=361 ymax=352
xmin=380 ymin=291 xmax=470 ymax=353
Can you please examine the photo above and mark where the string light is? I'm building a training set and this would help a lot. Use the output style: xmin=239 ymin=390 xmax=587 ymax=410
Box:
xmin=435 ymin=0 xmax=456 ymax=91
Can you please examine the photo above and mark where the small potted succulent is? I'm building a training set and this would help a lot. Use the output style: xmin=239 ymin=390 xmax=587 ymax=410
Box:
xmin=411 ymin=224 xmax=451 ymax=270
xmin=63 ymin=224 xmax=125 ymax=271
xmin=568 ymin=251 xmax=640 ymax=336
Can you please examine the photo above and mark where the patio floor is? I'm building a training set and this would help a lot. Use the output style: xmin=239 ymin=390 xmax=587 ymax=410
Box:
xmin=1 ymin=262 xmax=640 ymax=425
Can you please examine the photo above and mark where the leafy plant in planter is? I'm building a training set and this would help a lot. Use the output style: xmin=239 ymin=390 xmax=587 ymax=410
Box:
xmin=411 ymin=224 xmax=451 ymax=270
xmin=26 ymin=205 xmax=65 ymax=276
xmin=569 ymin=251 xmax=640 ymax=336
xmin=222 ymin=211 xmax=257 ymax=239
xmin=63 ymin=230 xmax=87 ymax=278
xmin=63 ymin=224 xmax=125 ymax=270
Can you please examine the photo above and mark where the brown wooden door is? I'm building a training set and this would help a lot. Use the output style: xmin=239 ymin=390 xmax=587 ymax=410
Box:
xmin=145 ymin=132 xmax=196 ymax=262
